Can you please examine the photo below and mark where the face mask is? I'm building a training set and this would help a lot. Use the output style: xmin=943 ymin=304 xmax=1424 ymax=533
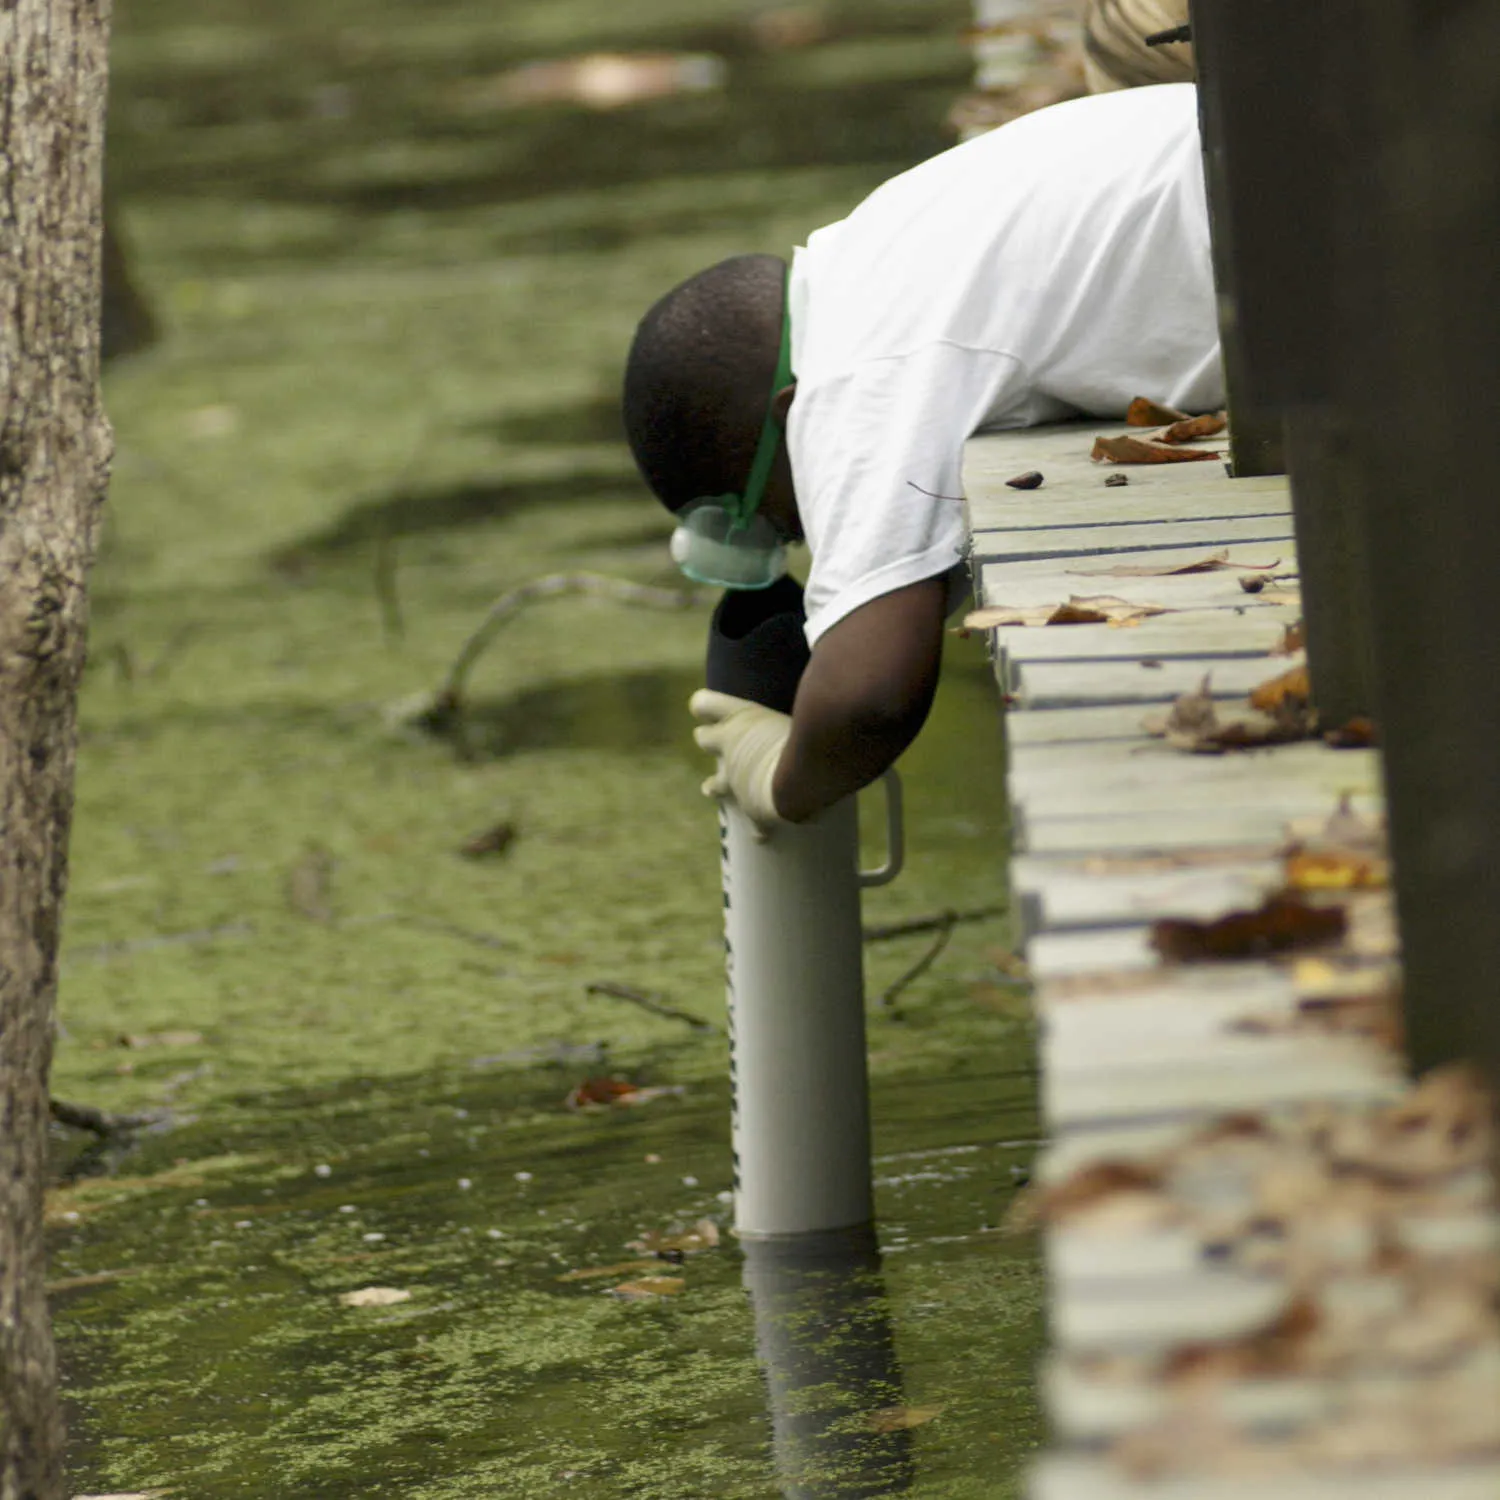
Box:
xmin=669 ymin=300 xmax=794 ymax=591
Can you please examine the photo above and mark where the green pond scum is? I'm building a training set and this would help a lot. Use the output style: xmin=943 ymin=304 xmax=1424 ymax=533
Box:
xmin=54 ymin=1 xmax=1044 ymax=1494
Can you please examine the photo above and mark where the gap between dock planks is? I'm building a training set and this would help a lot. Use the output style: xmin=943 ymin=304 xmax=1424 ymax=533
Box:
xmin=961 ymin=422 xmax=1500 ymax=1498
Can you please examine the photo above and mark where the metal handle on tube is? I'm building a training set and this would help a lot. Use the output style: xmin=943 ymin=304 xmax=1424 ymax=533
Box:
xmin=856 ymin=769 xmax=904 ymax=889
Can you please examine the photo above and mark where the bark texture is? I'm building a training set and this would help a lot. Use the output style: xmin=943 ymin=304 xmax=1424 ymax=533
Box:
xmin=0 ymin=3 xmax=114 ymax=1496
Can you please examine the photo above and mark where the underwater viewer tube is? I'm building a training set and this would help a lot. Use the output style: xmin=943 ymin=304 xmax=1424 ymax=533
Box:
xmin=705 ymin=579 xmax=903 ymax=1239
xmin=741 ymin=1226 xmax=914 ymax=1498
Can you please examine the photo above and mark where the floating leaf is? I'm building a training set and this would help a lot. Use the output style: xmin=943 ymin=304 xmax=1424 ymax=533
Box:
xmin=565 ymin=1077 xmax=683 ymax=1110
xmin=1156 ymin=411 xmax=1228 ymax=444
xmin=608 ymin=1275 xmax=685 ymax=1300
xmin=556 ymin=1258 xmax=662 ymax=1282
xmin=566 ymin=1076 xmax=640 ymax=1108
xmin=454 ymin=52 xmax=727 ymax=113
xmin=459 ymin=820 xmax=517 ymax=859
xmin=1005 ymin=470 xmax=1044 ymax=490
xmin=1151 ymin=894 xmax=1347 ymax=963
xmin=339 ymin=1286 xmax=411 ymax=1308
xmin=1091 ymin=434 xmax=1221 ymax=465
xmin=118 ymin=1030 xmax=204 ymax=1049
xmin=1126 ymin=397 xmax=1189 ymax=427
xmin=865 ymin=1405 xmax=942 ymax=1433
xmin=627 ymin=1218 xmax=720 ymax=1256
xmin=287 ymin=846 xmax=335 ymax=923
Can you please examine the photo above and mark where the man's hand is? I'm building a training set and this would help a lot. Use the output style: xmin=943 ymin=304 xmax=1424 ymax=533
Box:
xmin=689 ymin=690 xmax=793 ymax=837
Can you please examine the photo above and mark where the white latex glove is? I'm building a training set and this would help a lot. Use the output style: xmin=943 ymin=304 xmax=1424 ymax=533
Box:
xmin=689 ymin=689 xmax=793 ymax=839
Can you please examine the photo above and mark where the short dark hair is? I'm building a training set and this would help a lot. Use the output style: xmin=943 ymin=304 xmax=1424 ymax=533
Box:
xmin=622 ymin=254 xmax=785 ymax=512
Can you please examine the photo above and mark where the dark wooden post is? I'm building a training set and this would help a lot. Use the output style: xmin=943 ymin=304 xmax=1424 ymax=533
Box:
xmin=1339 ymin=1 xmax=1500 ymax=1084
xmin=1188 ymin=0 xmax=1377 ymax=727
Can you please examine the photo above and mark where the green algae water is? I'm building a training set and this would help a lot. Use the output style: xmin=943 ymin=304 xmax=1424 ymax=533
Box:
xmin=53 ymin=2 xmax=1044 ymax=1493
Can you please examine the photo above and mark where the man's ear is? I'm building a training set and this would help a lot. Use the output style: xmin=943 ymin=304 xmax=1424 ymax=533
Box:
xmin=772 ymin=382 xmax=796 ymax=425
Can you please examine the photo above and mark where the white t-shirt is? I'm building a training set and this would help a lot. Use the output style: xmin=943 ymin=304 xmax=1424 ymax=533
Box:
xmin=787 ymin=82 xmax=1222 ymax=647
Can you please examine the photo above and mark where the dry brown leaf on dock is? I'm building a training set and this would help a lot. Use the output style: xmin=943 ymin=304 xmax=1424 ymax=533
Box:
xmin=1126 ymin=396 xmax=1190 ymax=426
xmin=1091 ymin=433 xmax=1222 ymax=464
xmin=1270 ymin=621 xmax=1306 ymax=655
xmin=1325 ymin=715 xmax=1378 ymax=748
xmin=1151 ymin=893 xmax=1348 ymax=962
xmin=1156 ymin=410 xmax=1228 ymax=444
xmin=1283 ymin=849 xmax=1389 ymax=891
xmin=961 ymin=595 xmax=1172 ymax=630
xmin=1142 ymin=674 xmax=1312 ymax=752
xmin=1070 ymin=549 xmax=1282 ymax=577
xmin=1249 ymin=663 xmax=1312 ymax=714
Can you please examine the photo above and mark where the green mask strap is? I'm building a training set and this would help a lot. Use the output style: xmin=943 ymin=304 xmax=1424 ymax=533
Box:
xmin=726 ymin=299 xmax=794 ymax=532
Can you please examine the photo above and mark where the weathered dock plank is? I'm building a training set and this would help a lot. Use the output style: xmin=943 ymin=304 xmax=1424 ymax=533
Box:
xmin=962 ymin=421 xmax=1495 ymax=1500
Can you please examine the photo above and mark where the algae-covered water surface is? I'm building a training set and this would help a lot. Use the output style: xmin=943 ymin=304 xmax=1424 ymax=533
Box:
xmin=52 ymin=2 xmax=1043 ymax=1494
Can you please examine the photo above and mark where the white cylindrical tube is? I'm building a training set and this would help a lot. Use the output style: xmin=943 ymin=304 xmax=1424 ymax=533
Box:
xmin=724 ymin=794 xmax=874 ymax=1239
xmin=741 ymin=1228 xmax=914 ymax=1499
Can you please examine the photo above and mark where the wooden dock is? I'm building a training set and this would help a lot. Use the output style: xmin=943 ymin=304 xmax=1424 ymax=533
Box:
xmin=962 ymin=421 xmax=1500 ymax=1498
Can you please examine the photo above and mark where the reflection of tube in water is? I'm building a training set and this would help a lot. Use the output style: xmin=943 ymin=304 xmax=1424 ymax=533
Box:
xmin=742 ymin=1227 xmax=915 ymax=1500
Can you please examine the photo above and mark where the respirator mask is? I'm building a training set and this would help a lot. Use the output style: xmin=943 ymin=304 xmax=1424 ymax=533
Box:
xmin=669 ymin=303 xmax=794 ymax=591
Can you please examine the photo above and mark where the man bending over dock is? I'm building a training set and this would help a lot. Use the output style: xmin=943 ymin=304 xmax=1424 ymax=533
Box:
xmin=622 ymin=82 xmax=1221 ymax=834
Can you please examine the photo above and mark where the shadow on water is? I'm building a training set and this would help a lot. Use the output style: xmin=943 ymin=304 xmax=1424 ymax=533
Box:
xmin=268 ymin=469 xmax=644 ymax=568
xmin=454 ymin=665 xmax=703 ymax=758
xmin=54 ymin=1043 xmax=1040 ymax=1500
xmin=482 ymin=395 xmax=626 ymax=450
xmin=107 ymin=14 xmax=966 ymax=247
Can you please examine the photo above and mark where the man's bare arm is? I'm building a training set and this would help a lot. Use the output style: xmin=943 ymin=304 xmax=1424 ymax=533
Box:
xmin=771 ymin=576 xmax=949 ymax=822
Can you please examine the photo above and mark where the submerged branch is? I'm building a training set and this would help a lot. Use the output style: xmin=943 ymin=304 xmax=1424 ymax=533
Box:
xmin=878 ymin=919 xmax=956 ymax=1012
xmin=863 ymin=904 xmax=1004 ymax=943
xmin=50 ymin=1097 xmax=164 ymax=1137
xmin=584 ymin=980 xmax=717 ymax=1034
xmin=422 ymin=573 xmax=711 ymax=733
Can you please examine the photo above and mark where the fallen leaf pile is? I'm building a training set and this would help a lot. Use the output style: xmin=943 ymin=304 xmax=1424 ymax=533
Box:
xmin=1045 ymin=1070 xmax=1500 ymax=1477
xmin=1151 ymin=893 xmax=1348 ymax=963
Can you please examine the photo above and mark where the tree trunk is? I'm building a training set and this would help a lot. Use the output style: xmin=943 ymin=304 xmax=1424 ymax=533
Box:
xmin=0 ymin=3 xmax=114 ymax=1496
